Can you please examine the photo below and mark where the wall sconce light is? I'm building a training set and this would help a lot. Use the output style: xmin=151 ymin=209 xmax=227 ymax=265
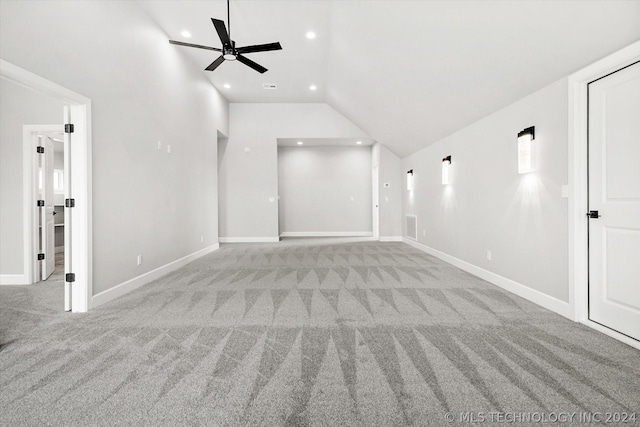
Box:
xmin=517 ymin=126 xmax=535 ymax=174
xmin=442 ymin=156 xmax=451 ymax=185
xmin=407 ymin=169 xmax=414 ymax=191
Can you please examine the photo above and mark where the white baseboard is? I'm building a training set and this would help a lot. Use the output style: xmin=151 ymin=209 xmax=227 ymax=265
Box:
xmin=219 ymin=237 xmax=280 ymax=243
xmin=280 ymin=231 xmax=373 ymax=237
xmin=379 ymin=236 xmax=403 ymax=242
xmin=92 ymin=243 xmax=220 ymax=308
xmin=402 ymin=238 xmax=573 ymax=319
xmin=0 ymin=274 xmax=30 ymax=285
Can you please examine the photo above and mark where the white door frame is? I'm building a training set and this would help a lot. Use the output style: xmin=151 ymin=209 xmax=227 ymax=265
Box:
xmin=2 ymin=59 xmax=93 ymax=313
xmin=568 ymin=41 xmax=640 ymax=349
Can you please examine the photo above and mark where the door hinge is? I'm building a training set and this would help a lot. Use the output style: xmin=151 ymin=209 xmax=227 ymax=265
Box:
xmin=587 ymin=210 xmax=601 ymax=219
xmin=37 ymin=253 xmax=45 ymax=261
xmin=65 ymin=198 xmax=75 ymax=208
xmin=36 ymin=146 xmax=44 ymax=154
xmin=64 ymin=124 xmax=74 ymax=133
xmin=37 ymin=200 xmax=45 ymax=207
xmin=65 ymin=273 xmax=75 ymax=283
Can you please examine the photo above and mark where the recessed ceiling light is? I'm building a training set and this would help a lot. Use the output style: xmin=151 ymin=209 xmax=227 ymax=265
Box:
xmin=223 ymin=83 xmax=231 ymax=89
xmin=181 ymin=30 xmax=191 ymax=38
xmin=309 ymin=85 xmax=317 ymax=91
xmin=356 ymin=141 xmax=362 ymax=145
xmin=297 ymin=141 xmax=304 ymax=145
xmin=306 ymin=31 xmax=316 ymax=39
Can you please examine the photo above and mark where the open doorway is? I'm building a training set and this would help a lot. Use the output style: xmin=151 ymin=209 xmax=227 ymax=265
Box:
xmin=217 ymin=130 xmax=229 ymax=242
xmin=0 ymin=59 xmax=92 ymax=313
xmin=30 ymin=127 xmax=66 ymax=283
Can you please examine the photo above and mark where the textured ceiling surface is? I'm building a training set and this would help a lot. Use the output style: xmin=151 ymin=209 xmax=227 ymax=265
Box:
xmin=138 ymin=0 xmax=640 ymax=157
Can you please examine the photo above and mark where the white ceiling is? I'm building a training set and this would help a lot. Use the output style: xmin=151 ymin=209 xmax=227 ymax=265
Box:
xmin=137 ymin=0 xmax=640 ymax=157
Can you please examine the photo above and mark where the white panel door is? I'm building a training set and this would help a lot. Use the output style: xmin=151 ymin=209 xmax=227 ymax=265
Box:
xmin=41 ymin=136 xmax=55 ymax=280
xmin=588 ymin=61 xmax=640 ymax=341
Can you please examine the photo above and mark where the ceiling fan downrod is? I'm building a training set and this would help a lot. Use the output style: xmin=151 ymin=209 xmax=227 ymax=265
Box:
xmin=227 ymin=0 xmax=231 ymax=42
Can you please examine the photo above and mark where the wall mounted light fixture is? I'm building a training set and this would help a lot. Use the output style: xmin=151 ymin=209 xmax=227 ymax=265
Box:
xmin=407 ymin=169 xmax=414 ymax=191
xmin=517 ymin=126 xmax=535 ymax=174
xmin=442 ymin=156 xmax=451 ymax=185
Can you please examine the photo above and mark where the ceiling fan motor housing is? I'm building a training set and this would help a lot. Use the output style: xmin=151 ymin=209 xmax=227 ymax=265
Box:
xmin=223 ymin=43 xmax=237 ymax=60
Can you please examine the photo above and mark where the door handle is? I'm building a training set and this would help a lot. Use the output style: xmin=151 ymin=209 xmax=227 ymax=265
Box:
xmin=587 ymin=210 xmax=601 ymax=219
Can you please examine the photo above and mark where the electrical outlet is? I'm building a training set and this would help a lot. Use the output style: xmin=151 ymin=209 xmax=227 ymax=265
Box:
xmin=422 ymin=229 xmax=426 ymax=237
xmin=350 ymin=196 xmax=354 ymax=202
xmin=157 ymin=141 xmax=162 ymax=150
xmin=486 ymin=250 xmax=492 ymax=261
xmin=137 ymin=255 xmax=142 ymax=266
xmin=200 ymin=235 xmax=204 ymax=243
xmin=167 ymin=144 xmax=171 ymax=154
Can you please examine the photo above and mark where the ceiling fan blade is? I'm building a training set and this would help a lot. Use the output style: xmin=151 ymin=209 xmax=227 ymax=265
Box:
xmin=169 ymin=40 xmax=221 ymax=52
xmin=205 ymin=55 xmax=225 ymax=71
xmin=236 ymin=54 xmax=268 ymax=74
xmin=236 ymin=42 xmax=282 ymax=54
xmin=211 ymin=18 xmax=231 ymax=46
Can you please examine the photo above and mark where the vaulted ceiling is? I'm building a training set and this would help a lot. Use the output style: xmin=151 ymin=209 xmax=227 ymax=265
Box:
xmin=138 ymin=0 xmax=640 ymax=157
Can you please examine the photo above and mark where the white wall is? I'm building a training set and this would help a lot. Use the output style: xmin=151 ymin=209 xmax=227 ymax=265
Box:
xmin=0 ymin=78 xmax=64 ymax=275
xmin=0 ymin=1 xmax=228 ymax=296
xmin=403 ymin=78 xmax=569 ymax=302
xmin=378 ymin=144 xmax=403 ymax=239
xmin=220 ymin=103 xmax=369 ymax=240
xmin=278 ymin=146 xmax=372 ymax=235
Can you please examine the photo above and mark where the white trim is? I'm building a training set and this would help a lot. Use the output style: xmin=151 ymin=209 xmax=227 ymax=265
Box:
xmin=403 ymin=238 xmax=572 ymax=319
xmin=379 ymin=236 xmax=403 ymax=242
xmin=0 ymin=274 xmax=30 ymax=285
xmin=2 ymin=59 xmax=93 ymax=313
xmin=568 ymin=41 xmax=640 ymax=328
xmin=219 ymin=237 xmax=280 ymax=243
xmin=0 ymin=60 xmax=90 ymax=104
xmin=280 ymin=231 xmax=373 ymax=238
xmin=92 ymin=243 xmax=220 ymax=308
xmin=66 ymin=103 xmax=92 ymax=313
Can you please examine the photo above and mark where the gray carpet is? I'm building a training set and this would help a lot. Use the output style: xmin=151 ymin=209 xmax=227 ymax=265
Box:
xmin=1 ymin=238 xmax=639 ymax=426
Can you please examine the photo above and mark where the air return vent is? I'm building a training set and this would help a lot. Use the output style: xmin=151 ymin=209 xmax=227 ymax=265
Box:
xmin=263 ymin=83 xmax=277 ymax=90
xmin=405 ymin=215 xmax=417 ymax=240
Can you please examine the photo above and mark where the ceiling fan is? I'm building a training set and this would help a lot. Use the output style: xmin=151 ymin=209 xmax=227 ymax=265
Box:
xmin=169 ymin=0 xmax=282 ymax=74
